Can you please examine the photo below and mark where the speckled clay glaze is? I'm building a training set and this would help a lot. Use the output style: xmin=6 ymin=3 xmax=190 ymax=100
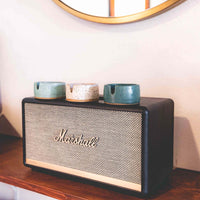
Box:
xmin=66 ymin=83 xmax=99 ymax=102
xmin=34 ymin=82 xmax=66 ymax=100
xmin=104 ymin=84 xmax=140 ymax=105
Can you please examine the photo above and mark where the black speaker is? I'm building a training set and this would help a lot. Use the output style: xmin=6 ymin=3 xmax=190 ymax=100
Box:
xmin=22 ymin=97 xmax=174 ymax=195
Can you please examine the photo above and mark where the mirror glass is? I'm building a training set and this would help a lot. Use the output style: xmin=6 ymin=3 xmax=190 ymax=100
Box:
xmin=61 ymin=0 xmax=167 ymax=17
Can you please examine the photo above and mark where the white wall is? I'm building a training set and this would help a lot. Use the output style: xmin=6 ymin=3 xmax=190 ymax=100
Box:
xmin=0 ymin=0 xmax=200 ymax=172
xmin=0 ymin=182 xmax=56 ymax=200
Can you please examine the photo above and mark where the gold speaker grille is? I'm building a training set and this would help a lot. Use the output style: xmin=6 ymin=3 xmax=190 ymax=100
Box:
xmin=25 ymin=103 xmax=142 ymax=190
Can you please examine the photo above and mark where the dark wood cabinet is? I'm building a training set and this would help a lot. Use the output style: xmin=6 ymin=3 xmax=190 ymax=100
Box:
xmin=0 ymin=135 xmax=199 ymax=200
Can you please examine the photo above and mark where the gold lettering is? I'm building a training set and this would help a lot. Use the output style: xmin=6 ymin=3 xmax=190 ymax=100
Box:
xmin=54 ymin=129 xmax=68 ymax=142
xmin=64 ymin=136 xmax=70 ymax=143
xmin=90 ymin=137 xmax=99 ymax=147
xmin=83 ymin=140 xmax=90 ymax=147
xmin=54 ymin=130 xmax=99 ymax=148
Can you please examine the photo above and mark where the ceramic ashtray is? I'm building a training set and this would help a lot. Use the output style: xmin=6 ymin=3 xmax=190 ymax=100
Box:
xmin=103 ymin=84 xmax=140 ymax=105
xmin=34 ymin=82 xmax=66 ymax=100
xmin=66 ymin=83 xmax=99 ymax=102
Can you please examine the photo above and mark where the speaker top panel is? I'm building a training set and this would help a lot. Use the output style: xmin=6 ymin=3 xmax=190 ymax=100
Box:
xmin=22 ymin=97 xmax=173 ymax=113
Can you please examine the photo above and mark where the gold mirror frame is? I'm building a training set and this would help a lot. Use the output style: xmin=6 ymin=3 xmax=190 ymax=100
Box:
xmin=52 ymin=0 xmax=183 ymax=24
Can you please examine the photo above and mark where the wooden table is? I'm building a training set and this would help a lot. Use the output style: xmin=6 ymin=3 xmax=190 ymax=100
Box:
xmin=0 ymin=135 xmax=199 ymax=200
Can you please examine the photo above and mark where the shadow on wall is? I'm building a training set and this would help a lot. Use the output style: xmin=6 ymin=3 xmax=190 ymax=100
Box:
xmin=174 ymin=117 xmax=200 ymax=171
xmin=0 ymin=84 xmax=20 ymax=137
xmin=0 ymin=82 xmax=2 ymax=114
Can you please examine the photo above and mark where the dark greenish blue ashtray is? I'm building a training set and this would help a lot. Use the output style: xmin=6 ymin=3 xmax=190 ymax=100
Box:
xmin=103 ymin=84 xmax=140 ymax=105
xmin=34 ymin=82 xmax=66 ymax=100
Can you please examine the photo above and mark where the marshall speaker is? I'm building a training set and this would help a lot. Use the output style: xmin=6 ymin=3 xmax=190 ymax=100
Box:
xmin=22 ymin=97 xmax=174 ymax=195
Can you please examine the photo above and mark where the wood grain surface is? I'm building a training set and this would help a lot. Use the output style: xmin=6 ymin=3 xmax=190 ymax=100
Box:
xmin=0 ymin=135 xmax=199 ymax=200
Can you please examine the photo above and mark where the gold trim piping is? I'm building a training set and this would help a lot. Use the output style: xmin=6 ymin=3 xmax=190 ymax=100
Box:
xmin=26 ymin=159 xmax=141 ymax=192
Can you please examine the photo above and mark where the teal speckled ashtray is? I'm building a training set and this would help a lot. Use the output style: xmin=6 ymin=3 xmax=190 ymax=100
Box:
xmin=34 ymin=82 xmax=66 ymax=100
xmin=103 ymin=84 xmax=140 ymax=105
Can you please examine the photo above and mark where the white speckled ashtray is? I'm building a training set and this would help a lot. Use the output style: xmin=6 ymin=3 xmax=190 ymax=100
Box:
xmin=66 ymin=83 xmax=99 ymax=102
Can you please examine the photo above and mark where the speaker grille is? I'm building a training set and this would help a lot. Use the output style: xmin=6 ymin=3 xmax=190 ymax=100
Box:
xmin=25 ymin=103 xmax=142 ymax=186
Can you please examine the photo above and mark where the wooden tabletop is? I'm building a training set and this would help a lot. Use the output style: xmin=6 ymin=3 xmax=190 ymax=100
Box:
xmin=0 ymin=135 xmax=199 ymax=200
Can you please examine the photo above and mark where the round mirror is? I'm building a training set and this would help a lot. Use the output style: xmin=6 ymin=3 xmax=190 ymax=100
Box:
xmin=53 ymin=0 xmax=182 ymax=24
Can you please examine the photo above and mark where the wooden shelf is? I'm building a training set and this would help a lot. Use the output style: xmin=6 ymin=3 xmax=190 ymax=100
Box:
xmin=0 ymin=134 xmax=199 ymax=200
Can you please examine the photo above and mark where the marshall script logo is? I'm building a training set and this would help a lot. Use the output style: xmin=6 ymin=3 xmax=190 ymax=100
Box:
xmin=54 ymin=129 xmax=99 ymax=148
